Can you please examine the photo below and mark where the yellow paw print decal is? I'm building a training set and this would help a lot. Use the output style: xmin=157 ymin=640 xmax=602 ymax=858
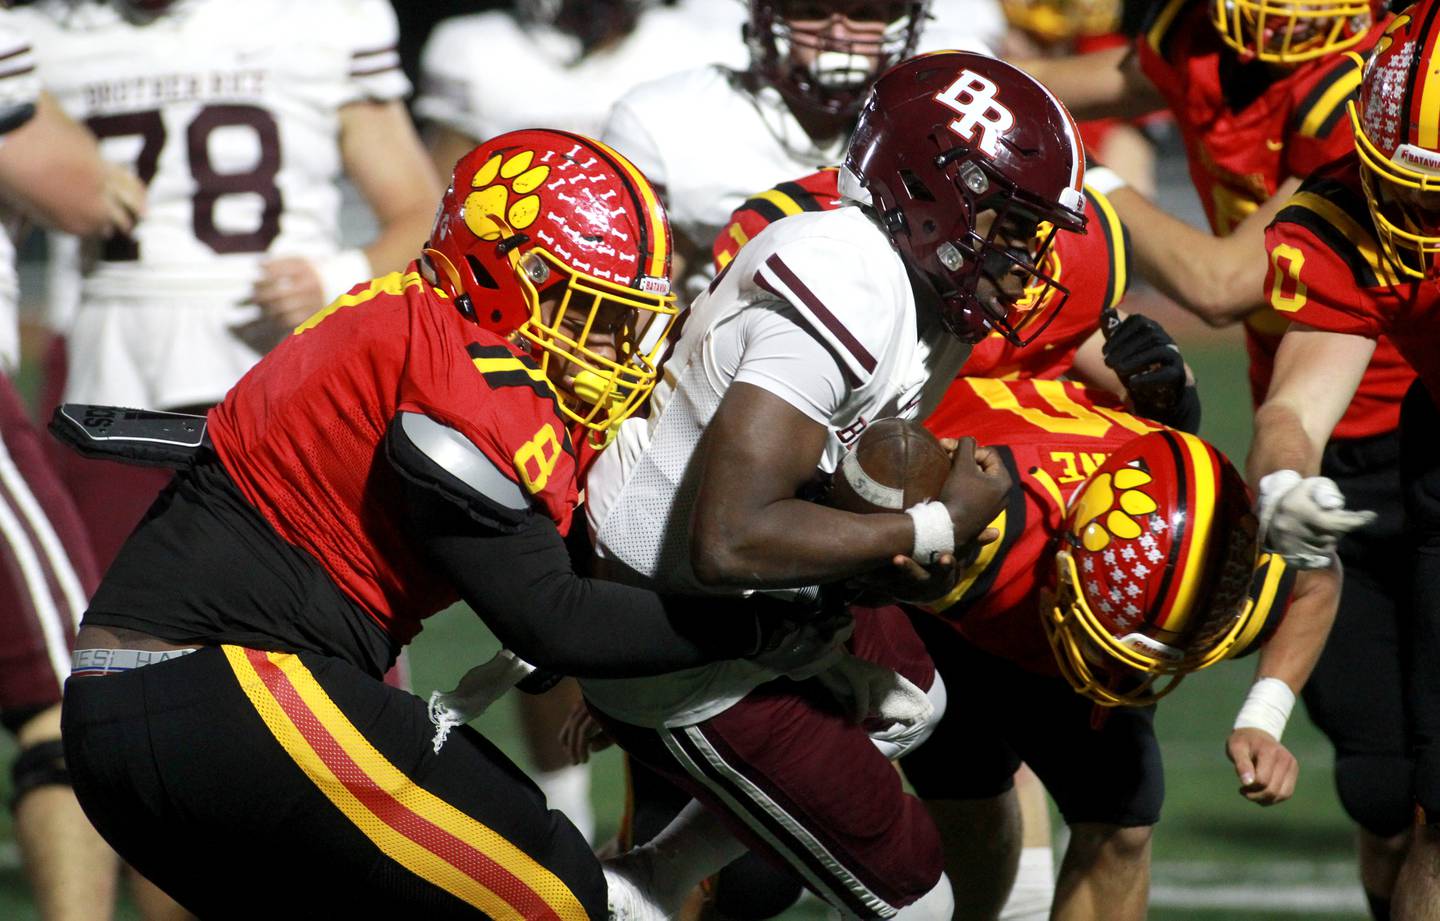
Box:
xmin=464 ymin=150 xmax=552 ymax=239
xmin=1070 ymin=466 xmax=1159 ymax=551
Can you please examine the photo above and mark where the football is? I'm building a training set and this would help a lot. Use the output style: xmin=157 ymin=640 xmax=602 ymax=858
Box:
xmin=827 ymin=418 xmax=951 ymax=515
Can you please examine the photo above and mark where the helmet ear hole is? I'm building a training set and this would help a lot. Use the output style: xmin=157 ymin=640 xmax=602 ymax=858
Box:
xmin=465 ymin=255 xmax=500 ymax=290
xmin=899 ymin=169 xmax=935 ymax=202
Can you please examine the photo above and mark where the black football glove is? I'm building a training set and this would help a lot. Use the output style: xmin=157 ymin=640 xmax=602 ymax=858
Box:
xmin=1101 ymin=309 xmax=1201 ymax=433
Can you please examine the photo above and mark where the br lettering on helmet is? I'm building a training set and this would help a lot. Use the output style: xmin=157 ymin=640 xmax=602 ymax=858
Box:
xmin=1044 ymin=430 xmax=1288 ymax=707
xmin=424 ymin=129 xmax=679 ymax=441
xmin=1211 ymin=0 xmax=1374 ymax=64
xmin=1350 ymin=2 xmax=1440 ymax=279
xmin=842 ymin=51 xmax=1087 ymax=345
xmin=746 ymin=0 xmax=931 ymax=131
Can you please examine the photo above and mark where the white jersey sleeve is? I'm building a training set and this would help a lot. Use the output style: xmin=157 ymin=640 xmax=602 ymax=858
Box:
xmin=0 ymin=11 xmax=38 ymax=140
xmin=337 ymin=0 xmax=409 ymax=105
xmin=744 ymin=218 xmax=908 ymax=390
xmin=600 ymin=91 xmax=669 ymax=191
xmin=715 ymin=302 xmax=850 ymax=425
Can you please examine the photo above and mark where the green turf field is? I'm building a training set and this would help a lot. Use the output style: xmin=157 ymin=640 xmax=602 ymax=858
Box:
xmin=0 ymin=332 xmax=1373 ymax=919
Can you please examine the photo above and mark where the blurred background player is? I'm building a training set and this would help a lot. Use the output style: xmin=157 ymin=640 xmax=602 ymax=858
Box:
xmin=998 ymin=0 xmax=1163 ymax=196
xmin=601 ymin=0 xmax=1006 ymax=299
xmin=417 ymin=0 xmax=749 ymax=178
xmin=909 ymin=378 xmax=1337 ymax=921
xmin=413 ymin=0 xmax=749 ymax=843
xmin=13 ymin=0 xmax=442 ymax=581
xmin=1019 ymin=3 xmax=1420 ymax=914
xmin=1250 ymin=4 xmax=1440 ymax=916
xmin=0 ymin=9 xmax=189 ymax=921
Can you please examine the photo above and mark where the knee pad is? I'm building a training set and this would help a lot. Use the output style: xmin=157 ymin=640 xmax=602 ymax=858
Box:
xmin=892 ymin=872 xmax=954 ymax=921
xmin=1335 ymin=754 xmax=1415 ymax=838
xmin=9 ymin=739 xmax=69 ymax=812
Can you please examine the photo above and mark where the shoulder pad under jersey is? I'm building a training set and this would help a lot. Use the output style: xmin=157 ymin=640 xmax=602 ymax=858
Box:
xmin=743 ymin=208 xmax=911 ymax=386
xmin=386 ymin=412 xmax=532 ymax=532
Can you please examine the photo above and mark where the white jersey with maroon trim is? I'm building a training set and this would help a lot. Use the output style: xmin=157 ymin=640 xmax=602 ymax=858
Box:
xmin=0 ymin=9 xmax=38 ymax=374
xmin=15 ymin=0 xmax=407 ymax=302
xmin=15 ymin=0 xmax=407 ymax=406
xmin=416 ymin=0 xmax=747 ymax=144
xmin=581 ymin=205 xmax=970 ymax=728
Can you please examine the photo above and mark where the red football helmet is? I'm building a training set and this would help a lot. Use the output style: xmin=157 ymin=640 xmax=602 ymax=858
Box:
xmin=425 ymin=129 xmax=679 ymax=441
xmin=1044 ymin=430 xmax=1286 ymax=707
xmin=1351 ymin=2 xmax=1440 ymax=279
xmin=746 ymin=0 xmax=931 ymax=130
xmin=842 ymin=51 xmax=1087 ymax=345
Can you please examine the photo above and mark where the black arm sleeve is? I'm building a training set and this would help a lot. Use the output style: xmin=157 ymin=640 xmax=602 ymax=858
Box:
xmin=399 ymin=477 xmax=784 ymax=678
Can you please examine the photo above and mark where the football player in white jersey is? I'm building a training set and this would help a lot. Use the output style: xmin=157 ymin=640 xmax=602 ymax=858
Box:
xmin=600 ymin=0 xmax=1002 ymax=300
xmin=13 ymin=0 xmax=442 ymax=577
xmin=417 ymin=0 xmax=750 ymax=177
xmin=587 ymin=51 xmax=1088 ymax=920
xmin=0 ymin=11 xmax=187 ymax=921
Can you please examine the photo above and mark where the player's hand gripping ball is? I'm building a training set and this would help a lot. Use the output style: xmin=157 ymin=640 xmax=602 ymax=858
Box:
xmin=827 ymin=418 xmax=951 ymax=514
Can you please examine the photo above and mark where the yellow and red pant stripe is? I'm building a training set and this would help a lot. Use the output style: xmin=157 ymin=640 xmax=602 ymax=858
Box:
xmin=224 ymin=646 xmax=588 ymax=921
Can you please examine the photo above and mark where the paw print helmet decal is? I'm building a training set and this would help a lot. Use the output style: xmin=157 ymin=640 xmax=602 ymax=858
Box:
xmin=1045 ymin=429 xmax=1272 ymax=707
xmin=425 ymin=129 xmax=678 ymax=440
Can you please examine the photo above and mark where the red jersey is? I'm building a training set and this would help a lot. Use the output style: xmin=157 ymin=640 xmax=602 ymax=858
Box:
xmin=921 ymin=378 xmax=1163 ymax=672
xmin=209 ymin=266 xmax=580 ymax=646
xmin=1265 ymin=155 xmax=1437 ymax=405
xmin=1136 ymin=0 xmax=1409 ymax=437
xmin=711 ymin=170 xmax=1131 ymax=380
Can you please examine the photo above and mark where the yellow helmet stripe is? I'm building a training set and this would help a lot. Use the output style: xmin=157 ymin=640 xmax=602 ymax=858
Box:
xmin=1155 ymin=430 xmax=1217 ymax=632
xmin=586 ymin=136 xmax=669 ymax=281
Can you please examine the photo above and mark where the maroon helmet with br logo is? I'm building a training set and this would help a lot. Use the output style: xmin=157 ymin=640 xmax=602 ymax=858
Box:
xmin=842 ymin=51 xmax=1087 ymax=345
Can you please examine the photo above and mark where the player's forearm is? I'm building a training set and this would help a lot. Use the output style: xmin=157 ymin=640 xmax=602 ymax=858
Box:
xmin=691 ymin=497 xmax=915 ymax=590
xmin=1108 ymin=187 xmax=1263 ymax=325
xmin=363 ymin=204 xmax=440 ymax=277
xmin=1248 ymin=399 xmax=1327 ymax=483
xmin=1252 ymin=564 xmax=1339 ymax=694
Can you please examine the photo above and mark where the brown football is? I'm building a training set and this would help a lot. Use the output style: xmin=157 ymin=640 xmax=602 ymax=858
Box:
xmin=828 ymin=418 xmax=951 ymax=515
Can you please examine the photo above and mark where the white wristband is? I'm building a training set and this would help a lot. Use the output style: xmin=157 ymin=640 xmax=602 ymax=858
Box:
xmin=313 ymin=248 xmax=373 ymax=304
xmin=1084 ymin=166 xmax=1128 ymax=197
xmin=1232 ymin=676 xmax=1296 ymax=742
xmin=905 ymin=500 xmax=954 ymax=565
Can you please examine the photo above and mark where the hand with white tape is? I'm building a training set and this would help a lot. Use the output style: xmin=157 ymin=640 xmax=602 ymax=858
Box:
xmin=1257 ymin=470 xmax=1376 ymax=570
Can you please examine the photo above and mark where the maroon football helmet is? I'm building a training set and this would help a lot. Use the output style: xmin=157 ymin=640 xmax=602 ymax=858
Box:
xmin=746 ymin=1 xmax=931 ymax=130
xmin=842 ymin=51 xmax=1087 ymax=344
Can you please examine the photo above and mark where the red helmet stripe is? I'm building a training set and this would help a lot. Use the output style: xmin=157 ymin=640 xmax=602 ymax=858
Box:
xmin=583 ymin=136 xmax=670 ymax=282
xmin=1153 ymin=431 xmax=1218 ymax=632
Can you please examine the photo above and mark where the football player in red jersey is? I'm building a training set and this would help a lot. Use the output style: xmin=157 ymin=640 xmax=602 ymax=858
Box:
xmin=54 ymin=129 xmax=850 ymax=920
xmin=1252 ymin=5 xmax=1440 ymax=916
xmin=1019 ymin=3 xmax=1423 ymax=911
xmin=910 ymin=378 xmax=1339 ymax=921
